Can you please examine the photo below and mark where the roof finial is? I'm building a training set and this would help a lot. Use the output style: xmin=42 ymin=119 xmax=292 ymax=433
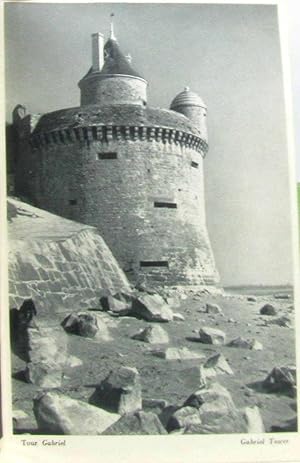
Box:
xmin=110 ymin=13 xmax=116 ymax=40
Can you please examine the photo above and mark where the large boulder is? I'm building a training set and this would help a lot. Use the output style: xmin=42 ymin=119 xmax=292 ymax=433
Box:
xmin=198 ymin=327 xmax=226 ymax=345
xmin=267 ymin=316 xmax=292 ymax=328
xmin=131 ymin=293 xmax=174 ymax=322
xmin=260 ymin=304 xmax=277 ymax=316
xmin=102 ymin=411 xmax=167 ymax=435
xmin=33 ymin=392 xmax=120 ymax=435
xmin=151 ymin=347 xmax=205 ymax=360
xmin=167 ymin=406 xmax=202 ymax=432
xmin=131 ymin=325 xmax=169 ymax=344
xmin=183 ymin=383 xmax=247 ymax=434
xmin=204 ymin=353 xmax=234 ymax=377
xmin=22 ymin=322 xmax=79 ymax=387
xmin=263 ymin=366 xmax=296 ymax=397
xmin=89 ymin=366 xmax=142 ymax=415
xmin=142 ymin=398 xmax=169 ymax=415
xmin=61 ymin=312 xmax=100 ymax=338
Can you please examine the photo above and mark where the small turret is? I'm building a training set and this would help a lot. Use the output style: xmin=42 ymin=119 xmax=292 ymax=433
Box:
xmin=170 ymin=87 xmax=208 ymax=143
xmin=78 ymin=17 xmax=148 ymax=107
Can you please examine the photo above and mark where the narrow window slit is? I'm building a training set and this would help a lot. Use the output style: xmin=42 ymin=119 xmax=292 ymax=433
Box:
xmin=140 ymin=261 xmax=169 ymax=268
xmin=154 ymin=202 xmax=177 ymax=209
xmin=69 ymin=199 xmax=77 ymax=205
xmin=98 ymin=152 xmax=117 ymax=160
xmin=191 ymin=161 xmax=199 ymax=168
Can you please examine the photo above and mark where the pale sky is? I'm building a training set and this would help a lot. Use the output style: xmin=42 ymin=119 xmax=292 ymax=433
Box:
xmin=4 ymin=2 xmax=296 ymax=286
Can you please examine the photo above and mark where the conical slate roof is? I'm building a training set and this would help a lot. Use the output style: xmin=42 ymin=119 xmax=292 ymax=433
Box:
xmin=170 ymin=87 xmax=206 ymax=109
xmin=99 ymin=38 xmax=144 ymax=79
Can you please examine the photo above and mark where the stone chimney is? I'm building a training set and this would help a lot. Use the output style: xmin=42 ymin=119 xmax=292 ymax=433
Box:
xmin=92 ymin=33 xmax=104 ymax=72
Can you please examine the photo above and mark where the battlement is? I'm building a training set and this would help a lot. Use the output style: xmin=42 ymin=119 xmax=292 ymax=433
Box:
xmin=29 ymin=125 xmax=208 ymax=155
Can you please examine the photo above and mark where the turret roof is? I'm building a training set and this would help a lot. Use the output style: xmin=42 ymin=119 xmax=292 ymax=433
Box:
xmin=100 ymin=38 xmax=144 ymax=79
xmin=170 ymin=87 xmax=206 ymax=109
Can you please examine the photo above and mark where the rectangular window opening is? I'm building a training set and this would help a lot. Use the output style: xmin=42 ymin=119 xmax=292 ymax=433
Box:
xmin=69 ymin=199 xmax=77 ymax=205
xmin=140 ymin=261 xmax=169 ymax=268
xmin=98 ymin=152 xmax=117 ymax=160
xmin=154 ymin=201 xmax=177 ymax=209
xmin=191 ymin=161 xmax=199 ymax=168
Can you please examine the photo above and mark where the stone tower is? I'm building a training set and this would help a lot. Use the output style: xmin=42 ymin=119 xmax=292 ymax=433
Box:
xmin=13 ymin=25 xmax=219 ymax=288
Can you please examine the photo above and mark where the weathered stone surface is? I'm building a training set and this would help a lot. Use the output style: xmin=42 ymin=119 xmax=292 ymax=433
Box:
xmin=151 ymin=347 xmax=205 ymax=360
xmin=25 ymin=361 xmax=64 ymax=388
xmin=61 ymin=312 xmax=99 ymax=338
xmin=12 ymin=409 xmax=36 ymax=432
xmin=131 ymin=325 xmax=169 ymax=344
xmin=204 ymin=353 xmax=234 ymax=376
xmin=167 ymin=406 xmax=202 ymax=432
xmin=8 ymin=198 xmax=131 ymax=313
xmin=33 ymin=392 xmax=120 ymax=435
xmin=131 ymin=293 xmax=174 ymax=322
xmin=227 ymin=337 xmax=263 ymax=351
xmin=263 ymin=366 xmax=296 ymax=396
xmin=242 ymin=406 xmax=265 ymax=433
xmin=205 ymin=303 xmax=223 ymax=315
xmin=142 ymin=398 xmax=169 ymax=414
xmin=183 ymin=383 xmax=245 ymax=434
xmin=199 ymin=327 xmax=226 ymax=345
xmin=89 ymin=366 xmax=142 ymax=415
xmin=102 ymin=411 xmax=167 ymax=435
xmin=260 ymin=304 xmax=277 ymax=316
xmin=183 ymin=365 xmax=207 ymax=389
xmin=100 ymin=292 xmax=132 ymax=315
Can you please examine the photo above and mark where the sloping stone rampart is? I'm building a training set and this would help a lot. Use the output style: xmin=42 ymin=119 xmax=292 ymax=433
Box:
xmin=8 ymin=198 xmax=130 ymax=311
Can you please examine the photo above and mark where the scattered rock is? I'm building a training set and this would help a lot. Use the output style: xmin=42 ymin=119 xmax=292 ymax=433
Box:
xmin=227 ymin=337 xmax=263 ymax=350
xmin=205 ymin=303 xmax=223 ymax=315
xmin=198 ymin=327 xmax=226 ymax=345
xmin=131 ymin=293 xmax=174 ymax=322
xmin=271 ymin=417 xmax=297 ymax=432
xmin=263 ymin=366 xmax=296 ymax=397
xmin=167 ymin=406 xmax=202 ymax=432
xmin=274 ymin=294 xmax=291 ymax=300
xmin=183 ymin=383 xmax=245 ymax=434
xmin=100 ymin=291 xmax=133 ymax=312
xmin=67 ymin=355 xmax=83 ymax=368
xmin=33 ymin=391 xmax=120 ymax=435
xmin=260 ymin=304 xmax=277 ymax=316
xmin=102 ymin=410 xmax=167 ymax=435
xmin=227 ymin=318 xmax=235 ymax=323
xmin=242 ymin=406 xmax=265 ymax=433
xmin=61 ymin=312 xmax=100 ymax=338
xmin=204 ymin=353 xmax=234 ymax=376
xmin=142 ymin=398 xmax=169 ymax=415
xmin=247 ymin=296 xmax=257 ymax=302
xmin=151 ymin=347 xmax=205 ymax=360
xmin=89 ymin=366 xmax=142 ymax=414
xmin=131 ymin=325 xmax=169 ymax=344
xmin=267 ymin=316 xmax=292 ymax=328
xmin=173 ymin=312 xmax=185 ymax=322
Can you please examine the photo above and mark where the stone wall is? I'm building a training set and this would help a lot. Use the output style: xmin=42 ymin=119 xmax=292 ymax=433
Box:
xmin=8 ymin=198 xmax=130 ymax=312
xmin=14 ymin=126 xmax=219 ymax=287
xmin=79 ymin=75 xmax=147 ymax=106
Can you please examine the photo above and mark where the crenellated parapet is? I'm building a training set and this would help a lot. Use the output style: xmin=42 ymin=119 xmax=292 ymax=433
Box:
xmin=30 ymin=125 xmax=208 ymax=155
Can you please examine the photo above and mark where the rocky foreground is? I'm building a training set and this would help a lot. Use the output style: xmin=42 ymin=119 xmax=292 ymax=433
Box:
xmin=11 ymin=288 xmax=297 ymax=435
